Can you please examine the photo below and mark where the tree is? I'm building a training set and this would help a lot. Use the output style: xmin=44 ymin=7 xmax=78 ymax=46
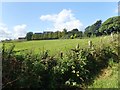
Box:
xmin=78 ymin=31 xmax=83 ymax=38
xmin=99 ymin=16 xmax=120 ymax=35
xmin=26 ymin=32 xmax=33 ymax=41
xmin=63 ymin=28 xmax=67 ymax=34
xmin=84 ymin=20 xmax=102 ymax=37
xmin=87 ymin=32 xmax=92 ymax=38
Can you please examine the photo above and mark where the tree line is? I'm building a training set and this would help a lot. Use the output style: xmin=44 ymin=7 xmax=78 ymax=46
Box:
xmin=25 ymin=16 xmax=120 ymax=41
xmin=26 ymin=29 xmax=83 ymax=41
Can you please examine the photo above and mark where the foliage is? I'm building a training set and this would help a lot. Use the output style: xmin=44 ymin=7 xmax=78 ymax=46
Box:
xmin=2 ymin=43 xmax=23 ymax=88
xmin=2 ymin=34 xmax=119 ymax=89
xmin=26 ymin=32 xmax=33 ymax=41
xmin=84 ymin=20 xmax=102 ymax=37
xmin=32 ymin=31 xmax=63 ymax=40
xmin=22 ymin=16 xmax=120 ymax=40
xmin=99 ymin=16 xmax=120 ymax=35
xmin=88 ymin=63 xmax=118 ymax=88
xmin=84 ymin=16 xmax=120 ymax=37
xmin=29 ymin=28 xmax=83 ymax=40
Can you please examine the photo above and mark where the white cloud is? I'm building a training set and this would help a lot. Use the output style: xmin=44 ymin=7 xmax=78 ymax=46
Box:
xmin=40 ymin=14 xmax=57 ymax=22
xmin=0 ymin=23 xmax=27 ymax=41
xmin=40 ymin=9 xmax=84 ymax=32
xmin=13 ymin=24 xmax=27 ymax=39
xmin=0 ymin=23 xmax=12 ymax=41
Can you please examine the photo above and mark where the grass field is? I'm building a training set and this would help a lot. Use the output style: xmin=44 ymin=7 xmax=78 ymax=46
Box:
xmin=89 ymin=63 xmax=118 ymax=88
xmin=3 ymin=35 xmax=112 ymax=55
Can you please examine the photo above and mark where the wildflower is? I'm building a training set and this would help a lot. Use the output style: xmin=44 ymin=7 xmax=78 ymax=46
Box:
xmin=76 ymin=71 xmax=79 ymax=74
xmin=71 ymin=66 xmax=75 ymax=69
xmin=72 ymin=70 xmax=75 ymax=73
xmin=72 ymin=82 xmax=76 ymax=86
xmin=65 ymin=80 xmax=70 ymax=85
xmin=77 ymin=74 xmax=79 ymax=77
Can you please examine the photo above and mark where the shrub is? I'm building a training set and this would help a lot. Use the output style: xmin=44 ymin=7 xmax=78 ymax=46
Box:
xmin=2 ymin=39 xmax=118 ymax=89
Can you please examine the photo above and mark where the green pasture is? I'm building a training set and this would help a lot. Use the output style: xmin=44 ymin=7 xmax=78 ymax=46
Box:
xmin=89 ymin=63 xmax=118 ymax=88
xmin=3 ymin=35 xmax=112 ymax=55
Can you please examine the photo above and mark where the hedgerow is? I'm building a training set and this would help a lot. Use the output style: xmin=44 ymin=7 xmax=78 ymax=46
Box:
xmin=2 ymin=35 xmax=118 ymax=89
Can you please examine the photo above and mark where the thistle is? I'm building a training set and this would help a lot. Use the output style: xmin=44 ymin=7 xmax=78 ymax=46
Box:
xmin=88 ymin=40 xmax=92 ymax=48
xmin=76 ymin=44 xmax=80 ymax=49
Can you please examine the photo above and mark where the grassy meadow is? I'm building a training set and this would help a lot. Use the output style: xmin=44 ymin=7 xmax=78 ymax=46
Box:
xmin=4 ymin=35 xmax=112 ymax=55
xmin=88 ymin=63 xmax=118 ymax=88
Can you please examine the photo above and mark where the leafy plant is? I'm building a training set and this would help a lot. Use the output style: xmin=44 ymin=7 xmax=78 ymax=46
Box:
xmin=2 ymin=38 xmax=118 ymax=89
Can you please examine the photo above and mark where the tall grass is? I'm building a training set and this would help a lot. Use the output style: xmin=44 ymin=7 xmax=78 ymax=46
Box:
xmin=89 ymin=63 xmax=118 ymax=88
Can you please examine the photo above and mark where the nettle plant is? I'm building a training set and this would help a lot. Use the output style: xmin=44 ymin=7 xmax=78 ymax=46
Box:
xmin=53 ymin=44 xmax=97 ymax=88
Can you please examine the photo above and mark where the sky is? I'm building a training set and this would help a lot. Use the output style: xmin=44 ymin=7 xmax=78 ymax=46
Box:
xmin=0 ymin=2 xmax=119 ymax=40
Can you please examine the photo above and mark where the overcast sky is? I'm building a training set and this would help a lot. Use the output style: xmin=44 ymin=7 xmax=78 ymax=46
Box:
xmin=0 ymin=2 xmax=118 ymax=40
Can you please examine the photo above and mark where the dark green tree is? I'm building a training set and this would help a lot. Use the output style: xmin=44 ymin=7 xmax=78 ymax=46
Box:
xmin=99 ymin=16 xmax=120 ymax=34
xmin=63 ymin=28 xmax=67 ymax=34
xmin=84 ymin=20 xmax=102 ymax=37
xmin=26 ymin=32 xmax=33 ymax=41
